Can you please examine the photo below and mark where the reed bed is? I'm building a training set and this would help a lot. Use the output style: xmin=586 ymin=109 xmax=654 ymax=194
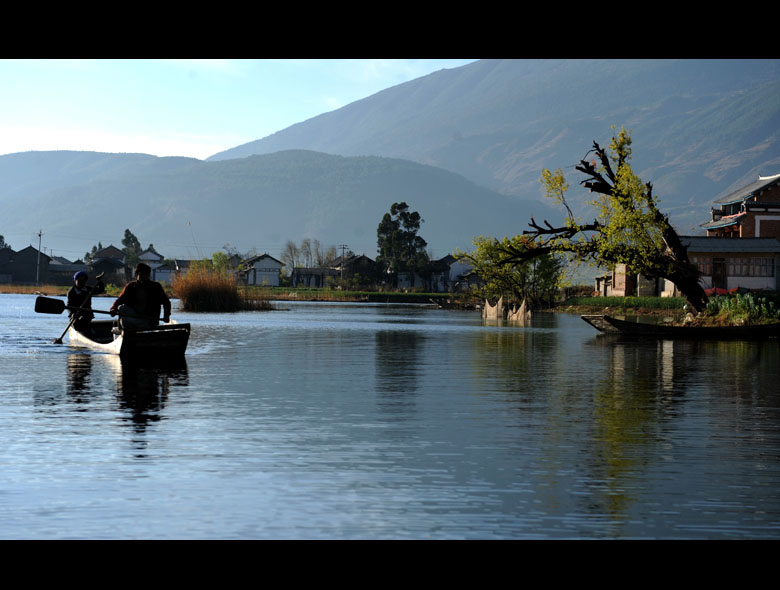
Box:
xmin=172 ymin=269 xmax=272 ymax=312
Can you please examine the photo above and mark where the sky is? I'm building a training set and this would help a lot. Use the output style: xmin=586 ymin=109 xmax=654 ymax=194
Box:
xmin=0 ymin=59 xmax=478 ymax=160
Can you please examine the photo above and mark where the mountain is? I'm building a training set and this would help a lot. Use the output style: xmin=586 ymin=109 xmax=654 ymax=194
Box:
xmin=4 ymin=59 xmax=779 ymax=266
xmin=209 ymin=59 xmax=780 ymax=233
xmin=0 ymin=150 xmax=552 ymax=262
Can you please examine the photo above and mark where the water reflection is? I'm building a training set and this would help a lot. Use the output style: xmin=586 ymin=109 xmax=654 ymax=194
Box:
xmin=581 ymin=334 xmax=780 ymax=528
xmin=66 ymin=353 xmax=94 ymax=403
xmin=115 ymin=358 xmax=188 ymax=429
xmin=6 ymin=295 xmax=780 ymax=538
xmin=64 ymin=353 xmax=189 ymax=431
xmin=375 ymin=329 xmax=423 ymax=418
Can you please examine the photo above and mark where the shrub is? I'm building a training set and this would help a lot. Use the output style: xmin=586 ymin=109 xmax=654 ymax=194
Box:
xmin=172 ymin=269 xmax=271 ymax=312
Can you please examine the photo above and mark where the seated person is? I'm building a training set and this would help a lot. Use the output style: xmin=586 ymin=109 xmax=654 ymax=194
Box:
xmin=67 ymin=271 xmax=105 ymax=335
xmin=110 ymin=263 xmax=171 ymax=330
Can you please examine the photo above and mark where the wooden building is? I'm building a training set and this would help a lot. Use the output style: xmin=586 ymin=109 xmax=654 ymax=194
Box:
xmin=0 ymin=246 xmax=51 ymax=284
xmin=679 ymin=236 xmax=780 ymax=292
xmin=702 ymin=173 xmax=780 ymax=240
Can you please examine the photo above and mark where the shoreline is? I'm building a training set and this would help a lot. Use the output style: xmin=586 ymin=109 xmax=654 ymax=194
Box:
xmin=5 ymin=287 xmax=678 ymax=317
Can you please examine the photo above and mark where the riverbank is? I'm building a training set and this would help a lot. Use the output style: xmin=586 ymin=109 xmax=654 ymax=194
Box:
xmin=1 ymin=284 xmax=476 ymax=308
xmin=0 ymin=284 xmax=683 ymax=312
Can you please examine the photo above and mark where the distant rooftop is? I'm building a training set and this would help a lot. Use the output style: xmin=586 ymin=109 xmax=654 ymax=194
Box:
xmin=713 ymin=173 xmax=780 ymax=205
xmin=681 ymin=235 xmax=780 ymax=253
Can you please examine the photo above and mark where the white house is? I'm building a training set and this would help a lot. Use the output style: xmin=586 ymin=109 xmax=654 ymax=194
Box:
xmin=681 ymin=236 xmax=780 ymax=293
xmin=243 ymin=253 xmax=284 ymax=287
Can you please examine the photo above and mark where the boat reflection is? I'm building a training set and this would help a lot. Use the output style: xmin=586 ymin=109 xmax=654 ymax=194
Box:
xmin=66 ymin=353 xmax=93 ymax=403
xmin=65 ymin=352 xmax=189 ymax=432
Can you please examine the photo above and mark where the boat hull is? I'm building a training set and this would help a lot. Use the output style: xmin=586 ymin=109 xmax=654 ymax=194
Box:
xmin=581 ymin=314 xmax=780 ymax=340
xmin=68 ymin=319 xmax=190 ymax=358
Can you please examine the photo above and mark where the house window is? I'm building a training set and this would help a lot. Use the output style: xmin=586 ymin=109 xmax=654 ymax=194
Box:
xmin=691 ymin=255 xmax=711 ymax=276
xmin=726 ymin=256 xmax=775 ymax=277
xmin=728 ymin=257 xmax=746 ymax=276
xmin=749 ymin=257 xmax=775 ymax=277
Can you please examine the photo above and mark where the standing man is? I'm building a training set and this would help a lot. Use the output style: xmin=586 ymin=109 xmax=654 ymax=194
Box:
xmin=110 ymin=263 xmax=171 ymax=330
xmin=67 ymin=271 xmax=105 ymax=335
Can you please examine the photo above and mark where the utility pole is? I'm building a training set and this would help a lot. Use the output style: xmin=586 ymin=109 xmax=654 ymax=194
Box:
xmin=338 ymin=244 xmax=348 ymax=284
xmin=36 ymin=230 xmax=42 ymax=286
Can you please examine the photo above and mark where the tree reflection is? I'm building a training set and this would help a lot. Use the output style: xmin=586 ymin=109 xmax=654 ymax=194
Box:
xmin=374 ymin=329 xmax=422 ymax=419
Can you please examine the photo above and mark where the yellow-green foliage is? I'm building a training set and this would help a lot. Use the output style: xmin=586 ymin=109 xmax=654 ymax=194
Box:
xmin=457 ymin=235 xmax=563 ymax=306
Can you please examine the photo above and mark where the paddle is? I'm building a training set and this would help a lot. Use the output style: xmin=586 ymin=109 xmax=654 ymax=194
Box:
xmin=36 ymin=296 xmax=166 ymax=322
xmin=53 ymin=314 xmax=78 ymax=345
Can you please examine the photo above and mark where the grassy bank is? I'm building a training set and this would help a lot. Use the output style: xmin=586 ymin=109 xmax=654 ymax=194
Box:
xmin=0 ymin=283 xmax=124 ymax=297
xmin=558 ymin=292 xmax=780 ymax=325
xmin=701 ymin=292 xmax=780 ymax=325
xmin=558 ymin=295 xmax=687 ymax=313
xmin=244 ymin=286 xmax=473 ymax=305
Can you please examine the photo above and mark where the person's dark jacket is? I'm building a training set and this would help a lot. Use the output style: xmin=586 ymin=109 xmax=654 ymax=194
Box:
xmin=110 ymin=280 xmax=171 ymax=321
xmin=67 ymin=280 xmax=105 ymax=332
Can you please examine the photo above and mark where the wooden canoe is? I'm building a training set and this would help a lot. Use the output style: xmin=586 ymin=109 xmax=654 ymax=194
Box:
xmin=68 ymin=319 xmax=190 ymax=358
xmin=581 ymin=314 xmax=780 ymax=340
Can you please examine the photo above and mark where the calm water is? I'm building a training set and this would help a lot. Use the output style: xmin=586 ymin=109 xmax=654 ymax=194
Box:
xmin=1 ymin=293 xmax=779 ymax=539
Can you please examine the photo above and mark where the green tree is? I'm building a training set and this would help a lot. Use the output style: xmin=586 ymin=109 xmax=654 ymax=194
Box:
xmin=0 ymin=234 xmax=11 ymax=250
xmin=121 ymin=229 xmax=143 ymax=267
xmin=84 ymin=241 xmax=104 ymax=263
xmin=211 ymin=251 xmax=232 ymax=273
xmin=458 ymin=235 xmax=563 ymax=307
xmin=376 ymin=202 xmax=429 ymax=287
xmin=500 ymin=127 xmax=707 ymax=312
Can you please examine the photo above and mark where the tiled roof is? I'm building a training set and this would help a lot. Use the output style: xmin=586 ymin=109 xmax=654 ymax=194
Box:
xmin=713 ymin=173 xmax=780 ymax=205
xmin=681 ymin=235 xmax=780 ymax=253
xmin=700 ymin=212 xmax=745 ymax=229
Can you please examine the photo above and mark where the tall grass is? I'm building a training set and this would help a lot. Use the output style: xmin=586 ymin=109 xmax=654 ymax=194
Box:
xmin=704 ymin=293 xmax=780 ymax=325
xmin=172 ymin=269 xmax=271 ymax=312
xmin=562 ymin=295 xmax=687 ymax=310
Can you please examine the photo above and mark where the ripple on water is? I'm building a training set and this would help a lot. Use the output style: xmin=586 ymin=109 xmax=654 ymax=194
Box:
xmin=1 ymin=295 xmax=779 ymax=539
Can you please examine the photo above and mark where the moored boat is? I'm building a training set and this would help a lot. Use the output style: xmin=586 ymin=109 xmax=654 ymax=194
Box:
xmin=68 ymin=319 xmax=190 ymax=358
xmin=581 ymin=314 xmax=780 ymax=340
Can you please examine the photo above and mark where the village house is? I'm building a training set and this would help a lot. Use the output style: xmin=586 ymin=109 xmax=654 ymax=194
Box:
xmin=48 ymin=255 xmax=89 ymax=285
xmin=290 ymin=254 xmax=377 ymax=288
xmin=397 ymin=255 xmax=476 ymax=292
xmin=0 ymin=247 xmax=14 ymax=284
xmin=152 ymin=259 xmax=192 ymax=284
xmin=669 ymin=236 xmax=780 ymax=294
xmin=139 ymin=246 xmax=164 ymax=266
xmin=594 ymin=173 xmax=780 ymax=297
xmin=701 ymin=173 xmax=780 ymax=240
xmin=242 ymin=253 xmax=284 ymax=287
xmin=596 ymin=237 xmax=780 ymax=297
xmin=594 ymin=263 xmax=636 ymax=297
xmin=90 ymin=245 xmax=127 ymax=283
xmin=0 ymin=245 xmax=51 ymax=284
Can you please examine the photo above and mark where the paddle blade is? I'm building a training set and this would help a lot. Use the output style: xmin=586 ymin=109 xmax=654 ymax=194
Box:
xmin=35 ymin=296 xmax=67 ymax=314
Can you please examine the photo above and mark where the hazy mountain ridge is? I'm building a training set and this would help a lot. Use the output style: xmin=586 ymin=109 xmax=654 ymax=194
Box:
xmin=208 ymin=59 xmax=780 ymax=232
xmin=0 ymin=149 xmax=552 ymax=261
xmin=3 ymin=59 xmax=779 ymax=262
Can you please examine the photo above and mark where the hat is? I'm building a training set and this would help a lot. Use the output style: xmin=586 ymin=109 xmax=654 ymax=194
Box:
xmin=73 ymin=271 xmax=88 ymax=281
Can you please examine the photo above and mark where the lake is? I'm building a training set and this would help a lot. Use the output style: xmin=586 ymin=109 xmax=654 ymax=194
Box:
xmin=1 ymin=293 xmax=779 ymax=539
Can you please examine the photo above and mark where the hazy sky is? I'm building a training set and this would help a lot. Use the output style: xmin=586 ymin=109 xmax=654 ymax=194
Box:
xmin=0 ymin=59 xmax=477 ymax=160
